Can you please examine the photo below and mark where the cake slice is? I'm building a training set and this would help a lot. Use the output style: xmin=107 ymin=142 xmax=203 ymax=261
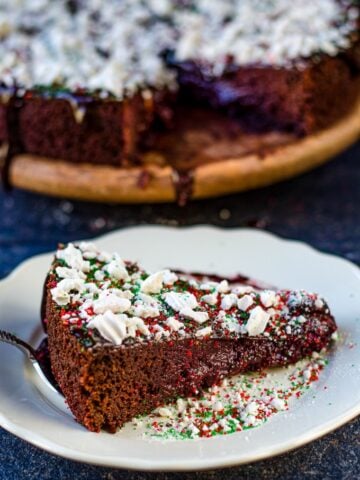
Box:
xmin=42 ymin=242 xmax=337 ymax=433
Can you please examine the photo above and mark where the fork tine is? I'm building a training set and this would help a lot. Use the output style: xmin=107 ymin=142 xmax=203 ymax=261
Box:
xmin=0 ymin=328 xmax=37 ymax=359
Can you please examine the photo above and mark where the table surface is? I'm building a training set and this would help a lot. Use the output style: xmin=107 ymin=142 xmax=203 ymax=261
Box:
xmin=0 ymin=142 xmax=359 ymax=480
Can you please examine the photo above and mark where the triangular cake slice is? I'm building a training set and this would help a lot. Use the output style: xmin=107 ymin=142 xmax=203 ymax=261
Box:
xmin=42 ymin=242 xmax=337 ymax=432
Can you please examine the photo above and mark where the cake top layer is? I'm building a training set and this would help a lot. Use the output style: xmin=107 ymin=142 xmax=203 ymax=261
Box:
xmin=0 ymin=0 xmax=358 ymax=98
xmin=48 ymin=242 xmax=333 ymax=348
xmin=0 ymin=0 xmax=176 ymax=98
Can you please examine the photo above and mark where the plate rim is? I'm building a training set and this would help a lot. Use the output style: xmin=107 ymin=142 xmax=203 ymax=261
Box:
xmin=0 ymin=225 xmax=359 ymax=471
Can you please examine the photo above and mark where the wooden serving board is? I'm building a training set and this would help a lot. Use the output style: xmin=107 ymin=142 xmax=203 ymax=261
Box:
xmin=9 ymin=100 xmax=360 ymax=203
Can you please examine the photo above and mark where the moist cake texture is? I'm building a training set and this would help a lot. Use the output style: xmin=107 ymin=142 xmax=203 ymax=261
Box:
xmin=43 ymin=242 xmax=337 ymax=432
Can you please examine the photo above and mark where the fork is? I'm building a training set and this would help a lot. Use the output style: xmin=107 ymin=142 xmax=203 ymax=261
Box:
xmin=0 ymin=329 xmax=61 ymax=395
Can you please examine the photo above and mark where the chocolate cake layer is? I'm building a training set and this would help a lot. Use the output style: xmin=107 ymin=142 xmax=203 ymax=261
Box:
xmin=174 ymin=53 xmax=360 ymax=135
xmin=0 ymin=50 xmax=359 ymax=168
xmin=46 ymin=292 xmax=336 ymax=433
xmin=0 ymin=89 xmax=174 ymax=166
xmin=43 ymin=242 xmax=337 ymax=432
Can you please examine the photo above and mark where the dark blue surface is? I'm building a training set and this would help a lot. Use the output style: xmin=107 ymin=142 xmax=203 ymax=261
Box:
xmin=0 ymin=142 xmax=359 ymax=479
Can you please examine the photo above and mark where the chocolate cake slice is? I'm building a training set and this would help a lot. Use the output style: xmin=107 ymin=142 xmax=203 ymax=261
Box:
xmin=43 ymin=242 xmax=337 ymax=433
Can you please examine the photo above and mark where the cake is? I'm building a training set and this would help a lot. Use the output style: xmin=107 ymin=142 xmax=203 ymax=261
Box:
xmin=0 ymin=1 xmax=359 ymax=197
xmin=42 ymin=242 xmax=337 ymax=433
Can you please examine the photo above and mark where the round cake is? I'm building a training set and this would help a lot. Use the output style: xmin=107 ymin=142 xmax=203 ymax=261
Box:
xmin=0 ymin=0 xmax=359 ymax=203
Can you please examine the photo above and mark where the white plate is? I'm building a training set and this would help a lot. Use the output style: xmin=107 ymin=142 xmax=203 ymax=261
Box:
xmin=0 ymin=226 xmax=359 ymax=471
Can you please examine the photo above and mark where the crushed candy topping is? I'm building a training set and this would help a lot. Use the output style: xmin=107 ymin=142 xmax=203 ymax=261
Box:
xmin=133 ymin=351 xmax=330 ymax=440
xmin=49 ymin=243 xmax=332 ymax=348
xmin=0 ymin=1 xmax=358 ymax=97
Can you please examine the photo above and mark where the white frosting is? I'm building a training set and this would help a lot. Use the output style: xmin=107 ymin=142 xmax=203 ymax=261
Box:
xmin=246 ymin=306 xmax=271 ymax=336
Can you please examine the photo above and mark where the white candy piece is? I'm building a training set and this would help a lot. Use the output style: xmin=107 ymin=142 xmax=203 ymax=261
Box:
xmin=201 ymin=293 xmax=218 ymax=306
xmin=220 ymin=314 xmax=242 ymax=334
xmin=51 ymin=278 xmax=85 ymax=303
xmin=92 ymin=292 xmax=131 ymax=314
xmin=213 ymin=401 xmax=224 ymax=412
xmin=195 ymin=326 xmax=212 ymax=337
xmin=156 ymin=407 xmax=174 ymax=418
xmin=271 ymin=397 xmax=286 ymax=411
xmin=166 ymin=317 xmax=184 ymax=332
xmin=87 ymin=311 xmax=150 ymax=345
xmin=177 ymin=398 xmax=188 ymax=413
xmin=51 ymin=288 xmax=70 ymax=306
xmin=180 ymin=307 xmax=209 ymax=324
xmin=221 ymin=294 xmax=238 ymax=310
xmin=94 ymin=270 xmax=105 ymax=282
xmin=79 ymin=242 xmax=98 ymax=253
xmin=163 ymin=291 xmax=198 ymax=311
xmin=104 ymin=260 xmax=129 ymax=281
xmin=246 ymin=306 xmax=271 ymax=336
xmin=246 ymin=401 xmax=259 ymax=415
xmin=55 ymin=266 xmax=86 ymax=280
xmin=56 ymin=243 xmax=90 ymax=272
xmin=199 ymin=281 xmax=218 ymax=291
xmin=315 ymin=297 xmax=324 ymax=309
xmin=217 ymin=280 xmax=230 ymax=293
xmin=141 ymin=269 xmax=178 ymax=294
xmin=260 ymin=290 xmax=277 ymax=308
xmin=132 ymin=298 xmax=160 ymax=318
xmin=98 ymin=251 xmax=112 ymax=263
xmin=237 ymin=294 xmax=254 ymax=311
xmin=232 ymin=285 xmax=255 ymax=295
